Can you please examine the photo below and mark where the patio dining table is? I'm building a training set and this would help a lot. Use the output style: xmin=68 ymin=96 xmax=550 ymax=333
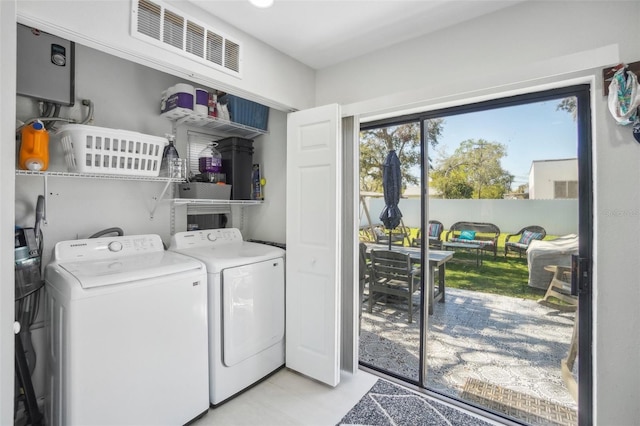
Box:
xmin=365 ymin=243 xmax=454 ymax=314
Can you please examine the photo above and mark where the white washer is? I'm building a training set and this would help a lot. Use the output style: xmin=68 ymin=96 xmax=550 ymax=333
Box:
xmin=45 ymin=234 xmax=209 ymax=426
xmin=169 ymin=228 xmax=285 ymax=406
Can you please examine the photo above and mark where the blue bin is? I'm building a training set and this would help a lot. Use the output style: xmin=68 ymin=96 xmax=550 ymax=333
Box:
xmin=219 ymin=94 xmax=269 ymax=131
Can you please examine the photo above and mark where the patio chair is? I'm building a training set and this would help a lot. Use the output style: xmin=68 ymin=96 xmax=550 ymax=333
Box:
xmin=368 ymin=249 xmax=421 ymax=323
xmin=504 ymin=225 xmax=546 ymax=258
xmin=373 ymin=224 xmax=410 ymax=246
xmin=526 ymin=234 xmax=578 ymax=289
xmin=412 ymin=220 xmax=444 ymax=249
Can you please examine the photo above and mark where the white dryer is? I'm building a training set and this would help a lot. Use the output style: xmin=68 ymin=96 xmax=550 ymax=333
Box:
xmin=169 ymin=228 xmax=285 ymax=406
xmin=45 ymin=234 xmax=209 ymax=426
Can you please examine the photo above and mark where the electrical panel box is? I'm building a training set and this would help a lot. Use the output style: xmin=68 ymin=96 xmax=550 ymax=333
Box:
xmin=17 ymin=24 xmax=75 ymax=106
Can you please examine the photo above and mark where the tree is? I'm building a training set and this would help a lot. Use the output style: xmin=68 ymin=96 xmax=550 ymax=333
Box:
xmin=430 ymin=139 xmax=513 ymax=199
xmin=429 ymin=157 xmax=473 ymax=199
xmin=359 ymin=119 xmax=443 ymax=192
xmin=556 ymin=96 xmax=577 ymax=121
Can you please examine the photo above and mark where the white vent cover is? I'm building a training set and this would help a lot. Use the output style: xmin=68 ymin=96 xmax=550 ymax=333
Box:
xmin=132 ymin=0 xmax=241 ymax=76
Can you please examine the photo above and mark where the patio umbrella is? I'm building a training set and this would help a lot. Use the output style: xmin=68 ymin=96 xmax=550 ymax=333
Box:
xmin=379 ymin=149 xmax=403 ymax=249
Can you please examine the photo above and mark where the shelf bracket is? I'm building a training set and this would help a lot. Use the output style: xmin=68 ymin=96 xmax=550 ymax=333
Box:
xmin=42 ymin=173 xmax=48 ymax=225
xmin=150 ymin=179 xmax=173 ymax=219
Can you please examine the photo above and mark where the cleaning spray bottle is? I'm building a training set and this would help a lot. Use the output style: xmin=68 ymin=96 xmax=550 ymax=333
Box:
xmin=19 ymin=120 xmax=49 ymax=171
xmin=160 ymin=134 xmax=179 ymax=177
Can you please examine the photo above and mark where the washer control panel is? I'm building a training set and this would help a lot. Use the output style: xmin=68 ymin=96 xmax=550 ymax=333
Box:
xmin=54 ymin=234 xmax=164 ymax=261
xmin=171 ymin=228 xmax=243 ymax=249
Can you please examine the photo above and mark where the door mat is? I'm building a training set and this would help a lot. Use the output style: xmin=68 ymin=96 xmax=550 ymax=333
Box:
xmin=337 ymin=379 xmax=493 ymax=426
xmin=461 ymin=378 xmax=577 ymax=426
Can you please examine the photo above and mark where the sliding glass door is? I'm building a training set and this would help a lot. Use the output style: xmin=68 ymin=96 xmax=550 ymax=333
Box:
xmin=359 ymin=85 xmax=592 ymax=426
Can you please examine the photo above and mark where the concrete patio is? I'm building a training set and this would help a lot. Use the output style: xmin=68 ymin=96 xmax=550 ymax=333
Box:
xmin=359 ymin=287 xmax=578 ymax=425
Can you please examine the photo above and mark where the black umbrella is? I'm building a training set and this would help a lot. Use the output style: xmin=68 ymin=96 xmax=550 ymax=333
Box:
xmin=379 ymin=150 xmax=403 ymax=249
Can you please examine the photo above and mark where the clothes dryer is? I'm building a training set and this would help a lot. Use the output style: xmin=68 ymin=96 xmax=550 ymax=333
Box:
xmin=45 ymin=234 xmax=209 ymax=425
xmin=169 ymin=228 xmax=285 ymax=405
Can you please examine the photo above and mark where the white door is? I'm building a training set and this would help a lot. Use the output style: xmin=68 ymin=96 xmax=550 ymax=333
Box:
xmin=286 ymin=104 xmax=342 ymax=386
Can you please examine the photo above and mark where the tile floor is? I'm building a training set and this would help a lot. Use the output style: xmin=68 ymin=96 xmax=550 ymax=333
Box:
xmin=191 ymin=368 xmax=378 ymax=425
xmin=191 ymin=368 xmax=508 ymax=426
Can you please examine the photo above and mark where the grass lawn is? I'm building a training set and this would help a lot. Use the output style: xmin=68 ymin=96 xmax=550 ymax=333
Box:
xmin=444 ymin=252 xmax=546 ymax=301
xmin=363 ymin=228 xmax=556 ymax=301
xmin=405 ymin=229 xmax=554 ymax=301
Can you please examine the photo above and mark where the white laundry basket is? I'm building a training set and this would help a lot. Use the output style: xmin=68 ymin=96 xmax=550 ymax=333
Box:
xmin=56 ymin=124 xmax=168 ymax=176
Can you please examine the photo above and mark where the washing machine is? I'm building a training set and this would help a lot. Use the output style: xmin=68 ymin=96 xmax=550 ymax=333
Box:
xmin=169 ymin=228 xmax=285 ymax=406
xmin=45 ymin=234 xmax=209 ymax=426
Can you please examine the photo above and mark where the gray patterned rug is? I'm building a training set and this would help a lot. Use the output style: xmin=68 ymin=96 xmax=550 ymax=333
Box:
xmin=337 ymin=379 xmax=493 ymax=426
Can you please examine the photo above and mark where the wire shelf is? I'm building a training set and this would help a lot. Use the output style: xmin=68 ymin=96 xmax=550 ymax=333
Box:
xmin=16 ymin=170 xmax=185 ymax=183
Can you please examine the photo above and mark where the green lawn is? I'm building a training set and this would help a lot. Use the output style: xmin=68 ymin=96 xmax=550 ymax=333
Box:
xmin=404 ymin=228 xmax=553 ymax=301
xmin=366 ymin=228 xmax=555 ymax=300
xmin=444 ymin=252 xmax=546 ymax=301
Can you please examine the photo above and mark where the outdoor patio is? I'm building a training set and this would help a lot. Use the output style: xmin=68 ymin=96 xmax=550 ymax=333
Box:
xmin=359 ymin=287 xmax=578 ymax=426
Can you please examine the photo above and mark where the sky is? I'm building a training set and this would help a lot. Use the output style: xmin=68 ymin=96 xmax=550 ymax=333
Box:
xmin=425 ymin=99 xmax=578 ymax=190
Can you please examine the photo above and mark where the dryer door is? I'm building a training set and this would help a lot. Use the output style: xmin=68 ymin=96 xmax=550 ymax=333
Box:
xmin=221 ymin=258 xmax=285 ymax=367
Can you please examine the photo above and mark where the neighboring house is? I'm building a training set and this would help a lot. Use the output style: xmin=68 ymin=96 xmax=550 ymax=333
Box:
xmin=528 ymin=158 xmax=578 ymax=200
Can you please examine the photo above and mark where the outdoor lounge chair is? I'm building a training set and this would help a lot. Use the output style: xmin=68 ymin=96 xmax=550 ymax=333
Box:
xmin=411 ymin=220 xmax=444 ymax=249
xmin=504 ymin=225 xmax=546 ymax=258
xmin=444 ymin=221 xmax=501 ymax=258
xmin=526 ymin=234 xmax=578 ymax=289
xmin=368 ymin=249 xmax=421 ymax=323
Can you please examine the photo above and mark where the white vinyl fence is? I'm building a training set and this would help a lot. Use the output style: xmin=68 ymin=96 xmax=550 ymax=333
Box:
xmin=361 ymin=197 xmax=578 ymax=236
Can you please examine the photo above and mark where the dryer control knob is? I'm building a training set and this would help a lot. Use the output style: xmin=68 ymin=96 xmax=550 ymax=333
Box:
xmin=108 ymin=241 xmax=123 ymax=252
xmin=207 ymin=233 xmax=217 ymax=242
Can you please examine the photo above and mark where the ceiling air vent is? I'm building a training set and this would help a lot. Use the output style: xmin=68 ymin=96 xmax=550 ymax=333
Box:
xmin=225 ymin=40 xmax=240 ymax=73
xmin=132 ymin=0 xmax=242 ymax=76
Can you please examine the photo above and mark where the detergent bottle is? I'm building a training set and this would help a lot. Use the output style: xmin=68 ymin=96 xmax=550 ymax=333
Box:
xmin=198 ymin=141 xmax=226 ymax=183
xmin=19 ymin=120 xmax=49 ymax=171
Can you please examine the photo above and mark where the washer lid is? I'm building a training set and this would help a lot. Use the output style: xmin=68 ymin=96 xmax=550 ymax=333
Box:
xmin=58 ymin=251 xmax=203 ymax=289
xmin=171 ymin=241 xmax=284 ymax=273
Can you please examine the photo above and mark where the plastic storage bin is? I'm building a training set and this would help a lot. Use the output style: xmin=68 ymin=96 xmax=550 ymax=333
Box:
xmin=216 ymin=137 xmax=254 ymax=200
xmin=178 ymin=183 xmax=231 ymax=200
xmin=56 ymin=124 xmax=167 ymax=177
xmin=218 ymin=95 xmax=269 ymax=131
